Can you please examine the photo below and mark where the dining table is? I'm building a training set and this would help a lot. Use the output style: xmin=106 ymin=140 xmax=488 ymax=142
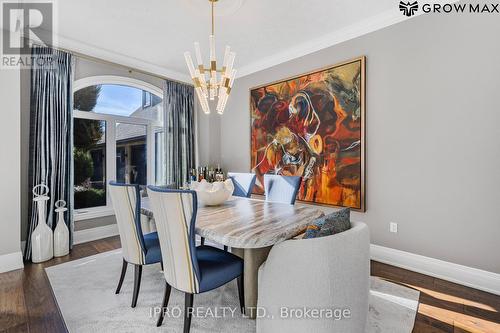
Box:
xmin=140 ymin=196 xmax=324 ymax=318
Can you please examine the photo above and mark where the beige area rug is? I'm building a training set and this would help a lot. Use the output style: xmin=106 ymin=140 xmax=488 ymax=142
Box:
xmin=46 ymin=249 xmax=419 ymax=333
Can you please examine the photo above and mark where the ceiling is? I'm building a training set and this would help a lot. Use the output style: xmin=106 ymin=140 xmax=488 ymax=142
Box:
xmin=52 ymin=0 xmax=407 ymax=82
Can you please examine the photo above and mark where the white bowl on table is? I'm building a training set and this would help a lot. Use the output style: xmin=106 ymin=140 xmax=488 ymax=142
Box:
xmin=190 ymin=179 xmax=234 ymax=206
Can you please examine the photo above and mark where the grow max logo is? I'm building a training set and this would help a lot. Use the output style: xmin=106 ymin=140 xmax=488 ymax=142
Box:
xmin=400 ymin=1 xmax=419 ymax=16
xmin=399 ymin=1 xmax=500 ymax=17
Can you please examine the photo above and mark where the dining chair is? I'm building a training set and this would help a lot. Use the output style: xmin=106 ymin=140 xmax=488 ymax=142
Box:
xmin=257 ymin=222 xmax=370 ymax=332
xmin=263 ymin=174 xmax=302 ymax=205
xmin=147 ymin=186 xmax=244 ymax=333
xmin=227 ymin=172 xmax=257 ymax=198
xmin=109 ymin=182 xmax=162 ymax=308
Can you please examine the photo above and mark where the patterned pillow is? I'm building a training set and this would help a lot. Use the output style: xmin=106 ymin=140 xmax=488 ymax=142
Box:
xmin=304 ymin=208 xmax=351 ymax=239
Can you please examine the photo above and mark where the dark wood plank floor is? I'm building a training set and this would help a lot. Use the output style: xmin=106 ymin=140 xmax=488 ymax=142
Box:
xmin=1 ymin=236 xmax=499 ymax=333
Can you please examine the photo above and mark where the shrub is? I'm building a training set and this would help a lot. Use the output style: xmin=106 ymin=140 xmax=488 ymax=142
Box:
xmin=74 ymin=149 xmax=94 ymax=184
xmin=74 ymin=188 xmax=106 ymax=209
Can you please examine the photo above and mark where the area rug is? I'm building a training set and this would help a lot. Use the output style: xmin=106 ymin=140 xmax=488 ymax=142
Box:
xmin=46 ymin=249 xmax=419 ymax=333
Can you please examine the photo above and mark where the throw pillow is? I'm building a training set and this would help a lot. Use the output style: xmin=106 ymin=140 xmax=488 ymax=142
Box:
xmin=304 ymin=208 xmax=351 ymax=239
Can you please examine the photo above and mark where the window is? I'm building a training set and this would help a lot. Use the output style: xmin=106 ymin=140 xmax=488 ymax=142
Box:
xmin=74 ymin=118 xmax=107 ymax=209
xmin=116 ymin=123 xmax=147 ymax=185
xmin=73 ymin=77 xmax=163 ymax=219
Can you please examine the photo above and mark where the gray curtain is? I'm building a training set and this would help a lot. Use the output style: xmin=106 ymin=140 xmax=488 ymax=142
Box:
xmin=25 ymin=47 xmax=74 ymax=260
xmin=163 ymin=80 xmax=195 ymax=188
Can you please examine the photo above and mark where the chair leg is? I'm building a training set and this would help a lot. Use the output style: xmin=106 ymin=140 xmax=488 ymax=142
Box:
xmin=115 ymin=259 xmax=127 ymax=294
xmin=156 ymin=282 xmax=172 ymax=327
xmin=160 ymin=261 xmax=164 ymax=271
xmin=131 ymin=265 xmax=143 ymax=308
xmin=201 ymin=237 xmax=205 ymax=246
xmin=224 ymin=245 xmax=228 ymax=252
xmin=183 ymin=293 xmax=194 ymax=333
xmin=237 ymin=275 xmax=245 ymax=315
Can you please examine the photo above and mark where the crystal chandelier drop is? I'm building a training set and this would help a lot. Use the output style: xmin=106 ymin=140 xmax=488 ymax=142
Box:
xmin=184 ymin=0 xmax=236 ymax=115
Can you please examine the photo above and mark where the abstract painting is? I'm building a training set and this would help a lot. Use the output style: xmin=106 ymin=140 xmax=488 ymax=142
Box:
xmin=250 ymin=57 xmax=365 ymax=211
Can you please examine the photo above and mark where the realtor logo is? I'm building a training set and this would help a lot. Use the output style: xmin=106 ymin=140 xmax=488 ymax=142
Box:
xmin=399 ymin=1 xmax=500 ymax=16
xmin=1 ymin=1 xmax=53 ymax=54
xmin=399 ymin=1 xmax=419 ymax=16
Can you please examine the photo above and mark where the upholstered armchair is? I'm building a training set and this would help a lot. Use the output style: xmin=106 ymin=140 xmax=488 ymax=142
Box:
xmin=256 ymin=221 xmax=370 ymax=333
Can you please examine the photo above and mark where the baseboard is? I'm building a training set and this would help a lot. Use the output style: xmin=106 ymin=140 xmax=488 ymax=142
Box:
xmin=371 ymin=244 xmax=500 ymax=296
xmin=0 ymin=251 xmax=24 ymax=273
xmin=73 ymin=224 xmax=119 ymax=245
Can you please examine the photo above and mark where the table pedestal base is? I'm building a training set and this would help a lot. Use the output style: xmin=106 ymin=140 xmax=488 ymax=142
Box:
xmin=231 ymin=246 xmax=272 ymax=319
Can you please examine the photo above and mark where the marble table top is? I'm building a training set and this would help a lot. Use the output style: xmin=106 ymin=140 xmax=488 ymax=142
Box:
xmin=141 ymin=197 xmax=324 ymax=249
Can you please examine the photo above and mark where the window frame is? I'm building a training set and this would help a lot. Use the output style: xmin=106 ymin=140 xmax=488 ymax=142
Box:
xmin=73 ymin=76 xmax=163 ymax=221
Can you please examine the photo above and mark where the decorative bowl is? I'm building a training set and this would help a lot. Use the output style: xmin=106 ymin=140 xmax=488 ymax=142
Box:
xmin=190 ymin=179 xmax=234 ymax=206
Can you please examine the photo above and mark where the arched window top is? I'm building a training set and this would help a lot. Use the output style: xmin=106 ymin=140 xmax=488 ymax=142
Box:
xmin=73 ymin=75 xmax=162 ymax=96
xmin=73 ymin=75 xmax=163 ymax=123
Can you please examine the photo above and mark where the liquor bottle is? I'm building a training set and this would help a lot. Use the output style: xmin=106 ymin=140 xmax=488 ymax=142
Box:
xmin=208 ymin=167 xmax=215 ymax=182
xmin=198 ymin=166 xmax=204 ymax=181
xmin=215 ymin=164 xmax=224 ymax=182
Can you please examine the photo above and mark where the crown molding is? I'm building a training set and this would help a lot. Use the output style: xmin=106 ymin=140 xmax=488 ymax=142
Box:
xmin=236 ymin=9 xmax=412 ymax=78
xmin=55 ymin=34 xmax=192 ymax=84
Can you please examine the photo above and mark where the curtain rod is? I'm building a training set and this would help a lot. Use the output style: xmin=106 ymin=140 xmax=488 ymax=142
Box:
xmin=48 ymin=43 xmax=193 ymax=87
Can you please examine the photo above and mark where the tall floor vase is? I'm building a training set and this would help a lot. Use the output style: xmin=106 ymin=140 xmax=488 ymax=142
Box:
xmin=31 ymin=184 xmax=54 ymax=263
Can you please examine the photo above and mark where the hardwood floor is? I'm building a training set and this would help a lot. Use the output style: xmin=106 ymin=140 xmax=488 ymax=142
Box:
xmin=371 ymin=262 xmax=500 ymax=333
xmin=0 ymin=236 xmax=499 ymax=333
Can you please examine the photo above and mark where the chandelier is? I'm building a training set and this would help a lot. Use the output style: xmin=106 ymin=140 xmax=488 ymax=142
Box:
xmin=184 ymin=0 xmax=236 ymax=115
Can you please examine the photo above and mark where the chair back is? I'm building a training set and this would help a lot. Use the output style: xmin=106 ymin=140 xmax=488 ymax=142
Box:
xmin=263 ymin=174 xmax=302 ymax=204
xmin=227 ymin=172 xmax=256 ymax=198
xmin=147 ymin=186 xmax=201 ymax=294
xmin=257 ymin=222 xmax=370 ymax=333
xmin=109 ymin=182 xmax=146 ymax=265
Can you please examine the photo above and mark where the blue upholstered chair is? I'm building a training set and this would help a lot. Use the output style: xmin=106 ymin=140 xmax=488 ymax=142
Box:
xmin=147 ymin=186 xmax=244 ymax=332
xmin=109 ymin=182 xmax=162 ymax=308
xmin=263 ymin=174 xmax=302 ymax=205
xmin=227 ymin=172 xmax=257 ymax=198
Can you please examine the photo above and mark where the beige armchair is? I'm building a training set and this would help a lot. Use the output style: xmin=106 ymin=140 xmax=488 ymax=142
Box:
xmin=257 ymin=222 xmax=370 ymax=333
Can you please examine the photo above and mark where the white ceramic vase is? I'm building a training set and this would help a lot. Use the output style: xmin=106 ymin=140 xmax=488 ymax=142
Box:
xmin=31 ymin=184 xmax=54 ymax=263
xmin=53 ymin=200 xmax=69 ymax=257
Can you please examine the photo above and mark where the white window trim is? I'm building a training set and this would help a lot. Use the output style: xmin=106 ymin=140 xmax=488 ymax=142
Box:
xmin=74 ymin=207 xmax=115 ymax=221
xmin=73 ymin=76 xmax=163 ymax=220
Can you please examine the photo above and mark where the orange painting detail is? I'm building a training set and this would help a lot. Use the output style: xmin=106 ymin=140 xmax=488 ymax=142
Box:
xmin=250 ymin=58 xmax=365 ymax=210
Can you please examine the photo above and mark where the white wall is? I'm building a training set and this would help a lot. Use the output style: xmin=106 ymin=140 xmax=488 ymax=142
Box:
xmin=0 ymin=66 xmax=23 ymax=272
xmin=220 ymin=13 xmax=500 ymax=274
